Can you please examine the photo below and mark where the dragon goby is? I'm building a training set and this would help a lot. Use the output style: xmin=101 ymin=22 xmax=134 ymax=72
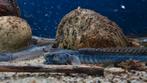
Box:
xmin=44 ymin=47 xmax=147 ymax=65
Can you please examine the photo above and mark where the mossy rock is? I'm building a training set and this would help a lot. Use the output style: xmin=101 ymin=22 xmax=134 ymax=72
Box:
xmin=56 ymin=7 xmax=130 ymax=49
xmin=0 ymin=16 xmax=32 ymax=52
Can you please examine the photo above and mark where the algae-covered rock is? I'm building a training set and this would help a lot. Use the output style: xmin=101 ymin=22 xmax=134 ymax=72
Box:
xmin=0 ymin=16 xmax=32 ymax=52
xmin=56 ymin=7 xmax=130 ymax=49
xmin=0 ymin=0 xmax=20 ymax=16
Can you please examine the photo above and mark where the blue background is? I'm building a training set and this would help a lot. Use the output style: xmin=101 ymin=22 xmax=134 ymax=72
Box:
xmin=17 ymin=0 xmax=147 ymax=38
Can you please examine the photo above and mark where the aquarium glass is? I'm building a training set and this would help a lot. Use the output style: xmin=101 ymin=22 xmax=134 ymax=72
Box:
xmin=18 ymin=0 xmax=147 ymax=38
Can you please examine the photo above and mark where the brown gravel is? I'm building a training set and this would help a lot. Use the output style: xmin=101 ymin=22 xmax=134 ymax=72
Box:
xmin=0 ymin=57 xmax=146 ymax=83
xmin=0 ymin=70 xmax=146 ymax=83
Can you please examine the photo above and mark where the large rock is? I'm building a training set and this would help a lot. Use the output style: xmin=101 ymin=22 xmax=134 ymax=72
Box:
xmin=0 ymin=16 xmax=32 ymax=52
xmin=56 ymin=7 xmax=130 ymax=49
xmin=0 ymin=0 xmax=20 ymax=16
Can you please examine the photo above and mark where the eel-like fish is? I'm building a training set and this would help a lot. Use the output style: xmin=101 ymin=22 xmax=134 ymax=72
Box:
xmin=44 ymin=47 xmax=147 ymax=65
xmin=0 ymin=45 xmax=51 ymax=62
xmin=0 ymin=46 xmax=147 ymax=64
xmin=0 ymin=36 xmax=56 ymax=62
xmin=78 ymin=47 xmax=147 ymax=55
xmin=32 ymin=36 xmax=56 ymax=46
xmin=0 ymin=36 xmax=147 ymax=64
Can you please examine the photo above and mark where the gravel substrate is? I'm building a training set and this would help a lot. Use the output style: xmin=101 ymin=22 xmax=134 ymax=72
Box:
xmin=0 ymin=70 xmax=146 ymax=83
xmin=0 ymin=56 xmax=146 ymax=83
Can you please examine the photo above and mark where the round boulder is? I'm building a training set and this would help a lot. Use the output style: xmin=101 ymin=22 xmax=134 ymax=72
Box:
xmin=0 ymin=16 xmax=32 ymax=52
xmin=0 ymin=0 xmax=20 ymax=16
xmin=56 ymin=7 xmax=130 ymax=49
